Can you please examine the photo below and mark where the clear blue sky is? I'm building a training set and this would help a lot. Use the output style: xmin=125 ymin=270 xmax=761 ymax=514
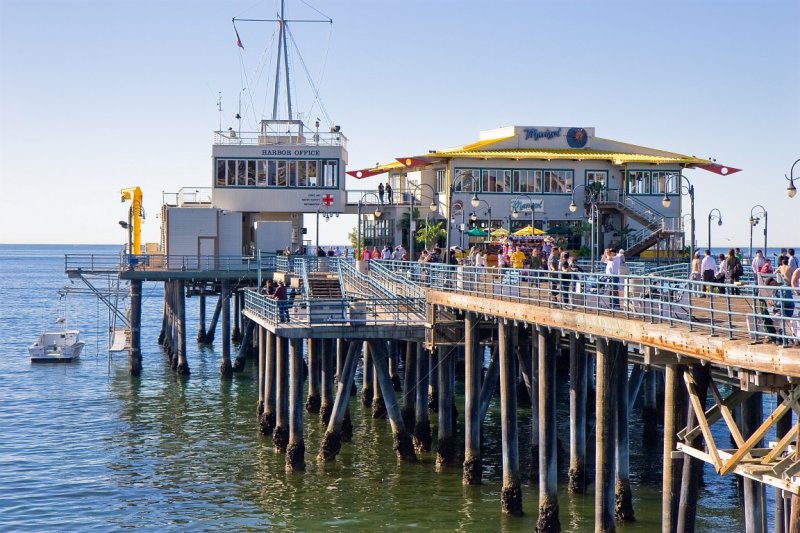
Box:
xmin=1 ymin=0 xmax=798 ymax=247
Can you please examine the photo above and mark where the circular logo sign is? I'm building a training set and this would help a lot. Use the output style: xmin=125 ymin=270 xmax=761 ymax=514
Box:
xmin=567 ymin=128 xmax=588 ymax=148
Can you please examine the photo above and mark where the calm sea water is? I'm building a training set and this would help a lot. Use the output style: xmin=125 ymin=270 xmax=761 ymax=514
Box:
xmin=0 ymin=244 xmax=759 ymax=531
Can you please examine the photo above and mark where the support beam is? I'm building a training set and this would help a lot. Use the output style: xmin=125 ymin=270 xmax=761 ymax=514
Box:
xmin=361 ymin=341 xmax=374 ymax=407
xmin=595 ymin=338 xmax=616 ymax=533
xmin=233 ymin=318 xmax=255 ymax=372
xmin=232 ymin=288 xmax=241 ymax=343
xmin=129 ymin=279 xmax=142 ymax=376
xmin=257 ymin=325 xmax=265 ymax=423
xmin=260 ymin=330 xmax=276 ymax=435
xmin=369 ymin=340 xmax=417 ymax=462
xmin=320 ymin=339 xmax=334 ymax=425
xmin=197 ymin=292 xmax=207 ymax=343
xmin=205 ymin=294 xmax=222 ymax=344
xmin=273 ymin=335 xmax=289 ymax=453
xmin=479 ymin=343 xmax=500 ymax=423
xmin=220 ymin=280 xmax=233 ymax=377
xmin=401 ymin=341 xmax=418 ymax=432
xmin=538 ymin=326 xmax=560 ymax=531
xmin=463 ymin=312 xmax=482 ymax=485
xmin=662 ymin=364 xmax=687 ymax=533
xmin=615 ymin=342 xmax=633 ymax=522
xmin=436 ymin=346 xmax=455 ymax=469
xmin=286 ymin=338 xmax=305 ymax=471
xmin=742 ymin=392 xmax=767 ymax=533
xmin=306 ymin=339 xmax=321 ymax=414
xmin=499 ymin=321 xmax=522 ymax=516
xmin=318 ymin=340 xmax=361 ymax=461
xmin=413 ymin=345 xmax=431 ymax=453
xmin=568 ymin=332 xmax=587 ymax=494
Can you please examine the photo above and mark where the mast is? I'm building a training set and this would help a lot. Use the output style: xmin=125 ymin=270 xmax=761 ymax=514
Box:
xmin=271 ymin=0 xmax=293 ymax=121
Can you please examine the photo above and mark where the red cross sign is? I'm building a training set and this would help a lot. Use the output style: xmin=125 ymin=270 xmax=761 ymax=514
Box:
xmin=322 ymin=194 xmax=334 ymax=206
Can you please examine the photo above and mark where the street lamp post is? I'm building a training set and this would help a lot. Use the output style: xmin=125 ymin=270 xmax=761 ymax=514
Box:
xmin=409 ymin=183 xmax=438 ymax=260
xmin=316 ymin=202 xmax=339 ymax=253
xmin=357 ymin=192 xmax=383 ymax=260
xmin=510 ymin=194 xmax=537 ymax=239
xmin=661 ymin=173 xmax=695 ymax=273
xmin=748 ymin=205 xmax=768 ymax=262
xmin=785 ymin=158 xmax=799 ymax=198
xmin=569 ymin=184 xmax=600 ymax=271
xmin=707 ymin=208 xmax=723 ymax=252
xmin=444 ymin=170 xmax=481 ymax=264
xmin=470 ymin=199 xmax=492 ymax=244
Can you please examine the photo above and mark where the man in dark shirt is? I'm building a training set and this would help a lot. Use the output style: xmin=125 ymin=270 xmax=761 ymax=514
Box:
xmin=272 ymin=281 xmax=290 ymax=322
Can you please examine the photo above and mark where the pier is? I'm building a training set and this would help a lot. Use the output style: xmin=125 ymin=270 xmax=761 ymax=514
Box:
xmin=65 ymin=252 xmax=800 ymax=532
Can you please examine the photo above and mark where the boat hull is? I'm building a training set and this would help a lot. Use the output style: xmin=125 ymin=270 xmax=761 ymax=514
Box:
xmin=29 ymin=331 xmax=85 ymax=363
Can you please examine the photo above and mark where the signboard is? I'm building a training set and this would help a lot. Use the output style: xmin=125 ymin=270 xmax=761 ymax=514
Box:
xmin=509 ymin=198 xmax=545 ymax=212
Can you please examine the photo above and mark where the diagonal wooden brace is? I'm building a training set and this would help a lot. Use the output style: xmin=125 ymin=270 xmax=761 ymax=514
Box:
xmin=680 ymin=388 xmax=752 ymax=443
xmin=684 ymin=371 xmax=723 ymax=472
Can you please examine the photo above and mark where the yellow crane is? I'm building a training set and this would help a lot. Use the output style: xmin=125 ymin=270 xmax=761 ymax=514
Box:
xmin=120 ymin=187 xmax=144 ymax=254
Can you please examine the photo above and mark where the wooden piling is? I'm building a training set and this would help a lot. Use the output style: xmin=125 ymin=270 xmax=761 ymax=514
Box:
xmin=479 ymin=343 xmax=499 ymax=423
xmin=232 ymin=318 xmax=254 ymax=372
xmin=369 ymin=340 xmax=416 ymax=462
xmin=595 ymin=338 xmax=616 ymax=532
xmin=401 ymin=341 xmax=418 ymax=432
xmin=615 ymin=343 xmax=633 ymax=522
xmin=320 ymin=339 xmax=334 ymax=425
xmin=741 ymin=392 xmax=767 ymax=533
xmin=272 ymin=335 xmax=289 ymax=453
xmin=318 ymin=340 xmax=361 ymax=461
xmin=260 ymin=330 xmax=277 ymax=435
xmin=537 ymin=326 xmax=560 ymax=531
xmin=463 ymin=312 xmax=482 ymax=485
xmin=676 ymin=363 xmax=710 ymax=533
xmin=388 ymin=340 xmax=402 ymax=391
xmin=129 ymin=279 xmax=143 ymax=376
xmin=220 ymin=280 xmax=233 ymax=377
xmin=372 ymin=353 xmax=387 ymax=419
xmin=175 ymin=280 xmax=190 ymax=375
xmin=286 ymin=338 xmax=305 ymax=471
xmin=413 ymin=345 xmax=432 ymax=453
xmin=205 ymin=294 xmax=222 ymax=344
xmin=775 ymin=394 xmax=791 ymax=533
xmin=530 ymin=330 xmax=540 ymax=477
xmin=361 ymin=341 xmax=374 ymax=407
xmin=568 ymin=332 xmax=587 ymax=494
xmin=662 ymin=363 xmax=687 ymax=533
xmin=232 ymin=288 xmax=241 ymax=343
xmin=499 ymin=321 xmax=522 ymax=516
xmin=306 ymin=339 xmax=321 ymax=414
xmin=336 ymin=339 xmax=354 ymax=441
xmin=257 ymin=326 xmax=266 ymax=423
xmin=642 ymin=369 xmax=659 ymax=445
xmin=429 ymin=349 xmax=439 ymax=412
xmin=197 ymin=292 xmax=207 ymax=343
xmin=158 ymin=296 xmax=167 ymax=346
xmin=436 ymin=346 xmax=455 ymax=469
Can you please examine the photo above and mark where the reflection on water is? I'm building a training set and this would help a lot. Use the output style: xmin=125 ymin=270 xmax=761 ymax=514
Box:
xmin=0 ymin=245 xmax=750 ymax=531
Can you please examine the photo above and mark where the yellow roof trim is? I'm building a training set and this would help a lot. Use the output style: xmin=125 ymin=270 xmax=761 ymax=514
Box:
xmin=426 ymin=148 xmax=708 ymax=166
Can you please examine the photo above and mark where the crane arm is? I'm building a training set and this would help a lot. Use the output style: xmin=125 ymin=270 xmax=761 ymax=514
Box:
xmin=120 ymin=186 xmax=143 ymax=254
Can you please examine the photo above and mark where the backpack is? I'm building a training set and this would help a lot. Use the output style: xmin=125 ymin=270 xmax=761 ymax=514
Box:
xmin=732 ymin=260 xmax=743 ymax=278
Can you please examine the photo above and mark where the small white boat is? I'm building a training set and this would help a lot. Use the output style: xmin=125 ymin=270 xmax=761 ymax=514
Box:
xmin=29 ymin=330 xmax=85 ymax=363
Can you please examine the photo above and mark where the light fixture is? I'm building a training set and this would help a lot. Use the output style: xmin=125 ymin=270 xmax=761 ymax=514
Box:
xmin=374 ymin=207 xmax=382 ymax=218
xmin=118 ymin=221 xmax=129 ymax=229
xmin=569 ymin=201 xmax=577 ymax=213
xmin=661 ymin=194 xmax=671 ymax=208
xmin=511 ymin=208 xmax=519 ymax=219
xmin=470 ymin=212 xmax=477 ymax=222
xmin=717 ymin=219 xmax=723 ymax=227
xmin=789 ymin=181 xmax=798 ymax=198
xmin=429 ymin=201 xmax=437 ymax=212
xmin=470 ymin=194 xmax=480 ymax=208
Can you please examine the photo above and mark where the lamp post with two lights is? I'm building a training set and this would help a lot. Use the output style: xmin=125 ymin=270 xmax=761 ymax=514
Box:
xmin=408 ymin=183 xmax=438 ymax=260
xmin=569 ymin=184 xmax=600 ymax=271
xmin=444 ymin=170 xmax=481 ymax=264
xmin=357 ymin=192 xmax=383 ymax=260
xmin=748 ymin=205 xmax=768 ymax=263
xmin=660 ymin=173 xmax=695 ymax=272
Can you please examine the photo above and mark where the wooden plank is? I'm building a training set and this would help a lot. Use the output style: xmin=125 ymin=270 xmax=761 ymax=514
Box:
xmin=708 ymin=380 xmax=747 ymax=449
xmin=761 ymin=424 xmax=800 ymax=465
xmin=684 ymin=371 xmax=722 ymax=471
xmin=680 ymin=389 xmax=752 ymax=442
xmin=719 ymin=387 xmax=800 ymax=475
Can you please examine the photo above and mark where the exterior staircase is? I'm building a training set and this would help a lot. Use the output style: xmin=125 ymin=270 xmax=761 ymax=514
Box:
xmin=595 ymin=190 xmax=683 ymax=257
xmin=305 ymin=273 xmax=343 ymax=299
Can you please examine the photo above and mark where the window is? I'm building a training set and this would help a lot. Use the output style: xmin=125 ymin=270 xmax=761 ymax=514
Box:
xmin=453 ymin=169 xmax=479 ymax=192
xmin=297 ymin=161 xmax=307 ymax=187
xmin=586 ymin=170 xmax=607 ymax=188
xmin=651 ymin=171 xmax=676 ymax=194
xmin=268 ymin=161 xmax=277 ymax=186
xmin=256 ymin=160 xmax=267 ymax=185
xmin=514 ymin=170 xmax=539 ymax=193
xmin=288 ymin=161 xmax=297 ymax=186
xmin=308 ymin=161 xmax=318 ymax=186
xmin=628 ymin=171 xmax=650 ymax=194
xmin=277 ymin=161 xmax=286 ymax=186
xmin=246 ymin=160 xmax=256 ymax=186
xmin=542 ymin=170 xmax=573 ymax=193
xmin=324 ymin=160 xmax=337 ymax=187
xmin=237 ymin=160 xmax=246 ymax=186
xmin=216 ymin=160 xmax=226 ymax=186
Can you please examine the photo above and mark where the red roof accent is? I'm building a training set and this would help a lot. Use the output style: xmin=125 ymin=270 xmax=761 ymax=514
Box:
xmin=346 ymin=169 xmax=385 ymax=179
xmin=396 ymin=157 xmax=431 ymax=168
xmin=699 ymin=163 xmax=741 ymax=176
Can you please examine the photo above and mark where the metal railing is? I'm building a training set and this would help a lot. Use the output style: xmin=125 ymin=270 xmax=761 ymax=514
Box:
xmin=65 ymin=253 xmax=278 ymax=273
xmin=244 ymin=289 xmax=425 ymax=328
xmin=213 ymin=129 xmax=346 ymax=148
xmin=345 ymin=189 xmax=411 ymax=206
xmin=410 ymin=262 xmax=800 ymax=346
xmin=367 ymin=260 xmax=426 ymax=299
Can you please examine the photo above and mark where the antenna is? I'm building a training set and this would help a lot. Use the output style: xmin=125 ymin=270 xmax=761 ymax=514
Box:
xmin=217 ymin=92 xmax=223 ymax=133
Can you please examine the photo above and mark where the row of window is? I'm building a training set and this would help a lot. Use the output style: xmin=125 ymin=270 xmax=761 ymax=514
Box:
xmin=627 ymin=170 xmax=679 ymax=195
xmin=215 ymin=159 xmax=339 ymax=188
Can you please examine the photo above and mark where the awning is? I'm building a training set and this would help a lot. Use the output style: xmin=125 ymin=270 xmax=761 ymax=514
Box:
xmin=512 ymin=225 xmax=546 ymax=236
xmin=466 ymin=227 xmax=488 ymax=237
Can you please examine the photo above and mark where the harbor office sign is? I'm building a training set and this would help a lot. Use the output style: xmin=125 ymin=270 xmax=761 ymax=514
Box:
xmin=519 ymin=126 xmax=594 ymax=150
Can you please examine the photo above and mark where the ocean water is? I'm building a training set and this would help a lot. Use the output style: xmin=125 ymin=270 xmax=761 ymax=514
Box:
xmin=0 ymin=244 xmax=755 ymax=531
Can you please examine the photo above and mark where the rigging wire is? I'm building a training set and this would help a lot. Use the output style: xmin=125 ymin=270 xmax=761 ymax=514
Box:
xmin=285 ymin=24 xmax=333 ymax=127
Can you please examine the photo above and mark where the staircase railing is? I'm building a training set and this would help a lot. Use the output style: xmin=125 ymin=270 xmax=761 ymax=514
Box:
xmin=368 ymin=260 xmax=425 ymax=299
xmin=599 ymin=190 xmax=664 ymax=230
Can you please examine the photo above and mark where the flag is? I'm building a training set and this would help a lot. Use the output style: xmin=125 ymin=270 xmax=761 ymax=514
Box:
xmin=234 ymin=26 xmax=244 ymax=49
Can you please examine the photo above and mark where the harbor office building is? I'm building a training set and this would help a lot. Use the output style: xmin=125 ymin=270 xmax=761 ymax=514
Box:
xmin=348 ymin=125 xmax=733 ymax=257
xmin=161 ymin=119 xmax=348 ymax=259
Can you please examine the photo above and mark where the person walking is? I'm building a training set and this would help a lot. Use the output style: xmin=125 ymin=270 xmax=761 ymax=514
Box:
xmin=725 ymin=248 xmax=743 ymax=294
xmin=377 ymin=182 xmax=385 ymax=204
xmin=701 ymin=250 xmax=716 ymax=296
